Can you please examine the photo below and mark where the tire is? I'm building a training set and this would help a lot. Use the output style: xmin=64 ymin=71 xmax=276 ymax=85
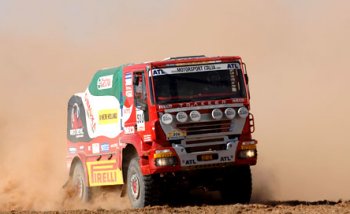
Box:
xmin=220 ymin=166 xmax=252 ymax=204
xmin=127 ymin=157 xmax=158 ymax=208
xmin=72 ymin=162 xmax=90 ymax=202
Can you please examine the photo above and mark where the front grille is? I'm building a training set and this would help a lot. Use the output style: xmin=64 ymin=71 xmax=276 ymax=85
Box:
xmin=177 ymin=120 xmax=231 ymax=136
xmin=186 ymin=138 xmax=224 ymax=145
xmin=185 ymin=144 xmax=227 ymax=153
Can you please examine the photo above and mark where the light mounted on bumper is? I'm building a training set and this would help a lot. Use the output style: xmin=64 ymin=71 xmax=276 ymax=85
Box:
xmin=153 ymin=149 xmax=178 ymax=167
xmin=238 ymin=140 xmax=257 ymax=159
xmin=189 ymin=110 xmax=201 ymax=122
xmin=155 ymin=157 xmax=177 ymax=167
xmin=238 ymin=107 xmax=249 ymax=118
xmin=176 ymin=111 xmax=188 ymax=123
xmin=239 ymin=150 xmax=256 ymax=159
xmin=225 ymin=108 xmax=236 ymax=119
xmin=161 ymin=113 xmax=173 ymax=125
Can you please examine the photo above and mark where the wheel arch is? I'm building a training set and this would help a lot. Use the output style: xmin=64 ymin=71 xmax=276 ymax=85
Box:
xmin=122 ymin=144 xmax=138 ymax=182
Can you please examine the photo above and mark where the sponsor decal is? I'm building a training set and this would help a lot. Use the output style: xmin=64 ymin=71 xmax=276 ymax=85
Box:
xmin=79 ymin=145 xmax=85 ymax=150
xmin=98 ymin=109 xmax=118 ymax=124
xmin=166 ymin=129 xmax=186 ymax=139
xmin=151 ymin=63 xmax=241 ymax=76
xmin=68 ymin=147 xmax=77 ymax=154
xmin=176 ymin=65 xmax=215 ymax=72
xmin=185 ymin=159 xmax=196 ymax=165
xmin=110 ymin=143 xmax=118 ymax=148
xmin=125 ymin=72 xmax=132 ymax=86
xmin=122 ymin=105 xmax=132 ymax=123
xmin=152 ymin=69 xmax=165 ymax=76
xmin=84 ymin=92 xmax=96 ymax=133
xmin=70 ymin=103 xmax=84 ymax=138
xmin=69 ymin=128 xmax=84 ymax=137
xmin=136 ymin=109 xmax=145 ymax=131
xmin=143 ymin=134 xmax=151 ymax=142
xmin=124 ymin=126 xmax=135 ymax=134
xmin=67 ymin=95 xmax=92 ymax=143
xmin=178 ymin=100 xmax=227 ymax=108
xmin=160 ymin=100 xmax=245 ymax=111
xmin=101 ymin=143 xmax=110 ymax=152
xmin=227 ymin=63 xmax=240 ymax=69
xmin=220 ymin=156 xmax=233 ymax=162
xmin=97 ymin=75 xmax=113 ymax=90
xmin=158 ymin=104 xmax=173 ymax=110
xmin=92 ymin=143 xmax=100 ymax=154
xmin=232 ymin=98 xmax=245 ymax=102
xmin=86 ymin=160 xmax=123 ymax=186
xmin=125 ymin=86 xmax=133 ymax=98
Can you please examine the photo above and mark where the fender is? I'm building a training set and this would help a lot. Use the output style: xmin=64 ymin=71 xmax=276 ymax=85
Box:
xmin=120 ymin=132 xmax=151 ymax=175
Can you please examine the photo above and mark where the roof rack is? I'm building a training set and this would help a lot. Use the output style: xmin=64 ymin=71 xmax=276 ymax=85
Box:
xmin=163 ymin=55 xmax=206 ymax=61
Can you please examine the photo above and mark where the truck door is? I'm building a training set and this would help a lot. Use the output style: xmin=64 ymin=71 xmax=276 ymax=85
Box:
xmin=133 ymin=71 xmax=151 ymax=141
xmin=133 ymin=71 xmax=150 ymax=132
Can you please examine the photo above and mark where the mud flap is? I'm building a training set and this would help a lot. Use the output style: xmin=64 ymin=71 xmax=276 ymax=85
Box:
xmin=120 ymin=184 xmax=126 ymax=197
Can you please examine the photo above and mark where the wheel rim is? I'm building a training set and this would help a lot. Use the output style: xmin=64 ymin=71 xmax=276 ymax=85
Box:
xmin=130 ymin=173 xmax=140 ymax=199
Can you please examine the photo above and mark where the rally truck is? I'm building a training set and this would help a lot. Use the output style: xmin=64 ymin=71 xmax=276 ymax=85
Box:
xmin=66 ymin=55 xmax=257 ymax=208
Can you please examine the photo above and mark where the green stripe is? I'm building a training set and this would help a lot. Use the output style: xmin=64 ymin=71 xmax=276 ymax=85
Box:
xmin=88 ymin=65 xmax=125 ymax=104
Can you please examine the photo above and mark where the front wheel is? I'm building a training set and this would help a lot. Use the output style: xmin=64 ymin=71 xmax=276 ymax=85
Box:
xmin=72 ymin=162 xmax=90 ymax=202
xmin=127 ymin=157 xmax=158 ymax=208
xmin=220 ymin=166 xmax=252 ymax=204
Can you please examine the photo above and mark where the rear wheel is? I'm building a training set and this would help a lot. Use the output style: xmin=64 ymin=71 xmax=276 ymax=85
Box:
xmin=127 ymin=157 xmax=158 ymax=208
xmin=72 ymin=162 xmax=90 ymax=202
xmin=220 ymin=166 xmax=252 ymax=204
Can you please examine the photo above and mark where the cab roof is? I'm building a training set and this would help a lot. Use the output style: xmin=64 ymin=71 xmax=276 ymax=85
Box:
xmin=132 ymin=55 xmax=242 ymax=68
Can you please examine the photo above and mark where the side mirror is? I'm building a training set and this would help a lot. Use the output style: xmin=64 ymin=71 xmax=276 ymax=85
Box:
xmin=242 ymin=62 xmax=249 ymax=84
xmin=244 ymin=74 xmax=249 ymax=85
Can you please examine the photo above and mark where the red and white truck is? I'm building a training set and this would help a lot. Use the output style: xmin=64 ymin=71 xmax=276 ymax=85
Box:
xmin=66 ymin=55 xmax=257 ymax=208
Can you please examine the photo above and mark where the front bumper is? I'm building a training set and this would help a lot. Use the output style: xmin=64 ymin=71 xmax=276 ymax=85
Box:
xmin=173 ymin=138 xmax=237 ymax=167
xmin=144 ymin=138 xmax=257 ymax=175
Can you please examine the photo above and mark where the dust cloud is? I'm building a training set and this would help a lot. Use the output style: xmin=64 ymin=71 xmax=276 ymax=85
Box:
xmin=0 ymin=0 xmax=350 ymax=211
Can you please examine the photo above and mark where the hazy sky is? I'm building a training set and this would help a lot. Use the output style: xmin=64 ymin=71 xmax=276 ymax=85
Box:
xmin=0 ymin=0 xmax=350 ymax=210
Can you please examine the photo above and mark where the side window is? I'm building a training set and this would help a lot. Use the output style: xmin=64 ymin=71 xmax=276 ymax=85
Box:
xmin=133 ymin=71 xmax=149 ymax=121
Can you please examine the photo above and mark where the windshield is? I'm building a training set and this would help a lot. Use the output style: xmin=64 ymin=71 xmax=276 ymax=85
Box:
xmin=153 ymin=68 xmax=246 ymax=104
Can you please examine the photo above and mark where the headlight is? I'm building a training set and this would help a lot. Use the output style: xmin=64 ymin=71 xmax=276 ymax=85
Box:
xmin=189 ymin=110 xmax=201 ymax=122
xmin=239 ymin=150 xmax=256 ymax=159
xmin=154 ymin=149 xmax=177 ymax=166
xmin=176 ymin=112 xmax=188 ymax=123
xmin=224 ymin=108 xmax=236 ymax=119
xmin=238 ymin=107 xmax=249 ymax=118
xmin=155 ymin=157 xmax=177 ymax=167
xmin=161 ymin=113 xmax=173 ymax=125
xmin=211 ymin=108 xmax=223 ymax=120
